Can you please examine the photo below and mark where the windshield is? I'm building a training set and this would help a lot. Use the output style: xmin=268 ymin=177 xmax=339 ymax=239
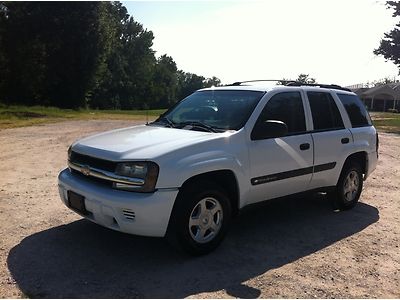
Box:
xmin=152 ymin=90 xmax=264 ymax=131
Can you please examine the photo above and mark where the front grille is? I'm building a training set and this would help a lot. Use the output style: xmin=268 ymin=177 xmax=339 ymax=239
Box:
xmin=70 ymin=151 xmax=117 ymax=172
xmin=70 ymin=169 xmax=113 ymax=188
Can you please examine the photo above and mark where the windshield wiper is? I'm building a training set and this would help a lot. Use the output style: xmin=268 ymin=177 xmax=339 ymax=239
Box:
xmin=150 ymin=116 xmax=175 ymax=128
xmin=177 ymin=121 xmax=219 ymax=133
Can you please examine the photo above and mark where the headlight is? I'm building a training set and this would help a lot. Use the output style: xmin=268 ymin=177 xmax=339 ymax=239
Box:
xmin=115 ymin=162 xmax=148 ymax=178
xmin=114 ymin=161 xmax=159 ymax=192
xmin=67 ymin=145 xmax=72 ymax=161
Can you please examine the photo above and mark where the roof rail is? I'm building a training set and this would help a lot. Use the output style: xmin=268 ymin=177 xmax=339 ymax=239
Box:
xmin=229 ymin=79 xmax=295 ymax=86
xmin=229 ymin=79 xmax=351 ymax=92
xmin=285 ymin=82 xmax=351 ymax=92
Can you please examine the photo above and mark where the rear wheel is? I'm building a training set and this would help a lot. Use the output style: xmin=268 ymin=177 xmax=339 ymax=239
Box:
xmin=167 ymin=181 xmax=232 ymax=255
xmin=333 ymin=161 xmax=363 ymax=210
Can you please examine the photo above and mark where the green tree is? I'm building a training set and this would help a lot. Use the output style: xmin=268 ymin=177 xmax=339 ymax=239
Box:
xmin=0 ymin=2 xmax=47 ymax=105
xmin=177 ymin=72 xmax=206 ymax=100
xmin=0 ymin=2 xmax=115 ymax=108
xmin=91 ymin=5 xmax=156 ymax=109
xmin=0 ymin=3 xmax=7 ymax=99
xmin=151 ymin=54 xmax=178 ymax=108
xmin=296 ymin=73 xmax=316 ymax=84
xmin=277 ymin=74 xmax=316 ymax=85
xmin=89 ymin=2 xmax=131 ymax=109
xmin=0 ymin=2 xmax=221 ymax=109
xmin=204 ymin=76 xmax=221 ymax=88
xmin=276 ymin=78 xmax=292 ymax=85
xmin=120 ymin=17 xmax=155 ymax=109
xmin=374 ymin=1 xmax=400 ymax=72
xmin=371 ymin=76 xmax=399 ymax=86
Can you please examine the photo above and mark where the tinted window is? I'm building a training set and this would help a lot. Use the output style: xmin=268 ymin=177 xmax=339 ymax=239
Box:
xmin=256 ymin=92 xmax=306 ymax=134
xmin=308 ymin=92 xmax=344 ymax=131
xmin=163 ymin=90 xmax=264 ymax=130
xmin=337 ymin=93 xmax=372 ymax=127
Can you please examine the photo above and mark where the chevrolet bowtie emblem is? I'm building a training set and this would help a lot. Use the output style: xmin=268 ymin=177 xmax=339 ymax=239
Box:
xmin=81 ymin=165 xmax=91 ymax=176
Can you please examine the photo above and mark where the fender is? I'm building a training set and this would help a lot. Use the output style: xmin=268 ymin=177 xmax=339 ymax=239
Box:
xmin=155 ymin=134 xmax=251 ymax=207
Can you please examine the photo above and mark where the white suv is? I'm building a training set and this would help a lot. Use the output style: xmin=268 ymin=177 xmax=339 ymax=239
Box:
xmin=58 ymin=82 xmax=378 ymax=255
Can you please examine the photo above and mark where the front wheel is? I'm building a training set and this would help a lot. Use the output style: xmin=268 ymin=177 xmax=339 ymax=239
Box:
xmin=333 ymin=161 xmax=363 ymax=210
xmin=167 ymin=181 xmax=232 ymax=255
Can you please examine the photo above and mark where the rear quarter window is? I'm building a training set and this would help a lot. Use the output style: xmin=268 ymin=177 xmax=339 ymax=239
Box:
xmin=337 ymin=94 xmax=372 ymax=127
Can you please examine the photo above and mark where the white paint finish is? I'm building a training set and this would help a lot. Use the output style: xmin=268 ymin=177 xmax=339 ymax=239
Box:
xmin=350 ymin=126 xmax=377 ymax=154
xmin=247 ymin=133 xmax=314 ymax=205
xmin=309 ymin=129 xmax=353 ymax=189
xmin=300 ymin=89 xmax=314 ymax=132
xmin=73 ymin=125 xmax=223 ymax=160
xmin=244 ymin=87 xmax=314 ymax=204
xmin=350 ymin=126 xmax=378 ymax=179
xmin=154 ymin=129 xmax=252 ymax=204
xmin=58 ymin=169 xmax=178 ymax=237
xmin=59 ymin=85 xmax=379 ymax=238
xmin=366 ymin=151 xmax=378 ymax=179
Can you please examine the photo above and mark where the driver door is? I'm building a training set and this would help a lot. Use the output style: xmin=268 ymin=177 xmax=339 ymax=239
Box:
xmin=247 ymin=91 xmax=314 ymax=204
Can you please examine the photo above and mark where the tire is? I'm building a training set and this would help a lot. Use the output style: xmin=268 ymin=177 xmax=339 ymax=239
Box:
xmin=333 ymin=161 xmax=363 ymax=210
xmin=166 ymin=181 xmax=232 ymax=255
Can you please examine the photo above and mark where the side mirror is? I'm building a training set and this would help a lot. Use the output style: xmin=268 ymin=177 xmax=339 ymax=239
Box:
xmin=251 ymin=120 xmax=288 ymax=140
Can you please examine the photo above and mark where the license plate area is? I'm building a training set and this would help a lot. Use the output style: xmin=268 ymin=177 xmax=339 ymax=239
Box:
xmin=68 ymin=191 xmax=88 ymax=215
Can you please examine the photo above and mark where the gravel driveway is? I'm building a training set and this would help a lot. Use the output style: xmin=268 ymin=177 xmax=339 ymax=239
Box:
xmin=0 ymin=120 xmax=399 ymax=298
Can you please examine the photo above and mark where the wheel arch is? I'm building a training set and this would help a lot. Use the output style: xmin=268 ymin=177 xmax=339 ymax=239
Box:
xmin=342 ymin=151 xmax=368 ymax=178
xmin=178 ymin=169 xmax=240 ymax=217
xmin=333 ymin=151 xmax=366 ymax=210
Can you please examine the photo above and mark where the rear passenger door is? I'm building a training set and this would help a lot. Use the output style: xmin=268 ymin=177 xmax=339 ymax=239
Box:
xmin=306 ymin=91 xmax=353 ymax=189
xmin=248 ymin=91 xmax=314 ymax=204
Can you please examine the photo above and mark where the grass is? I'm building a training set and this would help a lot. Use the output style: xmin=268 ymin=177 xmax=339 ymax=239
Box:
xmin=370 ymin=112 xmax=400 ymax=135
xmin=0 ymin=104 xmax=165 ymax=129
xmin=1 ymin=104 xmax=399 ymax=134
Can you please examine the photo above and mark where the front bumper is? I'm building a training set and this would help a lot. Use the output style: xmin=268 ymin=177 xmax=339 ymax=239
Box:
xmin=58 ymin=168 xmax=178 ymax=237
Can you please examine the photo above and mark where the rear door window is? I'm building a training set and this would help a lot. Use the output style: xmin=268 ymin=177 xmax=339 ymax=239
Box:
xmin=307 ymin=92 xmax=344 ymax=131
xmin=337 ymin=93 xmax=372 ymax=127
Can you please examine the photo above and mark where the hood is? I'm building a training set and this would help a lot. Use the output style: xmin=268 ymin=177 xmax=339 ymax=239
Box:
xmin=72 ymin=125 xmax=228 ymax=161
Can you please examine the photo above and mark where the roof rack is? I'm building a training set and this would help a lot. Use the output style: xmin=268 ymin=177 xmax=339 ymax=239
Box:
xmin=229 ymin=79 xmax=351 ymax=92
xmin=285 ymin=82 xmax=351 ymax=92
xmin=230 ymin=79 xmax=294 ymax=86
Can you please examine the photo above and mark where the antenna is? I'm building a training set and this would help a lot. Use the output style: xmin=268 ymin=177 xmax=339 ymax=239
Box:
xmin=143 ymin=103 xmax=149 ymax=125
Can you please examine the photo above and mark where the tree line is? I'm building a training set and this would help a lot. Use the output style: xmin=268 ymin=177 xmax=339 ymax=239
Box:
xmin=0 ymin=2 xmax=221 ymax=109
xmin=375 ymin=1 xmax=400 ymax=76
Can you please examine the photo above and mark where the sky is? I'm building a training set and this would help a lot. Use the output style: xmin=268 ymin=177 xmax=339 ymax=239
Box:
xmin=123 ymin=0 xmax=400 ymax=86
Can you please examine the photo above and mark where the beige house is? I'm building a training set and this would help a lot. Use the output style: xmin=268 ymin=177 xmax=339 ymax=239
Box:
xmin=352 ymin=83 xmax=400 ymax=112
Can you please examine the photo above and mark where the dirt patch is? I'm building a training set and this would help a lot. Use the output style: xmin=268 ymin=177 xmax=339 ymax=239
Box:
xmin=0 ymin=120 xmax=399 ymax=298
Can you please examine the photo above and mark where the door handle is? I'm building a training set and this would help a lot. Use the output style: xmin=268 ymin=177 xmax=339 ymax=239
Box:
xmin=341 ymin=137 xmax=350 ymax=144
xmin=300 ymin=143 xmax=310 ymax=150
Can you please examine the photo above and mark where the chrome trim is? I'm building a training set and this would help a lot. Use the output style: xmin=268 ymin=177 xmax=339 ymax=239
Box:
xmin=68 ymin=161 xmax=145 ymax=186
